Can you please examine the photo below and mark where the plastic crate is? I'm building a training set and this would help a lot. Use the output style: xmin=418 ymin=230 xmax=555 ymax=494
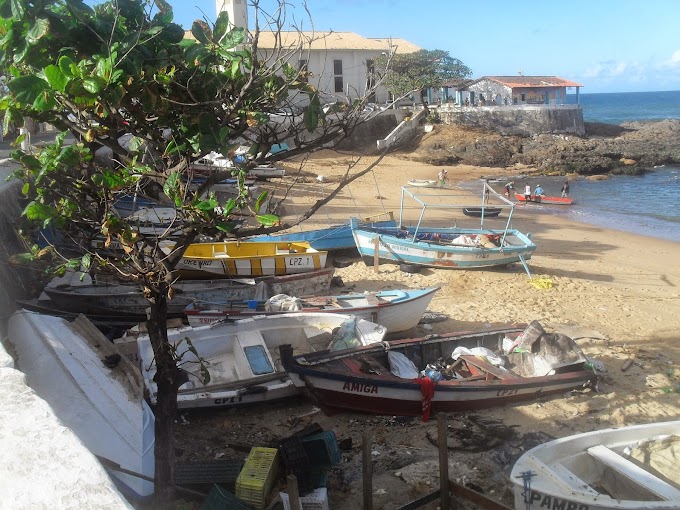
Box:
xmin=200 ymin=484 xmax=251 ymax=510
xmin=175 ymin=459 xmax=243 ymax=490
xmin=235 ymin=447 xmax=280 ymax=510
xmin=280 ymin=487 xmax=329 ymax=510
xmin=279 ymin=436 xmax=310 ymax=471
xmin=301 ymin=431 xmax=341 ymax=468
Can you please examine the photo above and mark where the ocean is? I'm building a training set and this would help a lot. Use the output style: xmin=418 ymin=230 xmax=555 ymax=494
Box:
xmin=465 ymin=91 xmax=680 ymax=242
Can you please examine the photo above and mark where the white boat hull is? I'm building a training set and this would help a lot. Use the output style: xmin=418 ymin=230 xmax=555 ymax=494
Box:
xmin=7 ymin=312 xmax=155 ymax=500
xmin=511 ymin=421 xmax=680 ymax=510
xmin=131 ymin=313 xmax=387 ymax=409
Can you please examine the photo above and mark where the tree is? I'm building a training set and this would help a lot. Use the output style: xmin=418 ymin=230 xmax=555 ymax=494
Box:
xmin=0 ymin=0 xmax=386 ymax=504
xmin=376 ymin=49 xmax=472 ymax=108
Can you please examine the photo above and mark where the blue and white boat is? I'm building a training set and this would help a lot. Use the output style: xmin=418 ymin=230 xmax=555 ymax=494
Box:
xmin=351 ymin=184 xmax=536 ymax=276
xmin=251 ymin=213 xmax=397 ymax=251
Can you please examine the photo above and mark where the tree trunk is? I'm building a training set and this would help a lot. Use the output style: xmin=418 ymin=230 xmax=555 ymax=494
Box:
xmin=147 ymin=289 xmax=180 ymax=507
xmin=420 ymin=89 xmax=429 ymax=113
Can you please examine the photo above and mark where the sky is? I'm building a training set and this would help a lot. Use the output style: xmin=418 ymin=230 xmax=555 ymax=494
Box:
xmin=150 ymin=0 xmax=680 ymax=94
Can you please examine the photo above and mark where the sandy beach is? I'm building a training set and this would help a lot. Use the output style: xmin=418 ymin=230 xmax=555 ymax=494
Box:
xmin=178 ymin=147 xmax=680 ymax=509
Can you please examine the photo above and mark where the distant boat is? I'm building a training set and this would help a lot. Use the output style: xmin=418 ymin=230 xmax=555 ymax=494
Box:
xmin=515 ymin=192 xmax=574 ymax=205
xmin=129 ymin=313 xmax=387 ymax=409
xmin=462 ymin=207 xmax=502 ymax=218
xmin=7 ymin=312 xmax=155 ymax=500
xmin=246 ymin=165 xmax=286 ymax=180
xmin=511 ymin=420 xmax=680 ymax=510
xmin=407 ymin=179 xmax=438 ymax=187
xmin=250 ymin=213 xmax=397 ymax=251
xmin=174 ymin=240 xmax=328 ymax=278
xmin=184 ymin=285 xmax=441 ymax=334
xmin=281 ymin=322 xmax=596 ymax=416
xmin=42 ymin=267 xmax=336 ymax=316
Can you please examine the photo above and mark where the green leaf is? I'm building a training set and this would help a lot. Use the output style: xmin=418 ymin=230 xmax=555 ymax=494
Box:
xmin=194 ymin=196 xmax=217 ymax=212
xmin=82 ymin=76 xmax=106 ymax=94
xmin=32 ymin=90 xmax=56 ymax=112
xmin=10 ymin=0 xmax=25 ymax=18
xmin=304 ymin=94 xmax=322 ymax=132
xmin=213 ymin=11 xmax=229 ymax=42
xmin=256 ymin=214 xmax=279 ymax=227
xmin=161 ymin=23 xmax=184 ymax=43
xmin=21 ymin=182 xmax=29 ymax=195
xmin=23 ymin=201 xmax=57 ymax=221
xmin=80 ymin=253 xmax=91 ymax=271
xmin=7 ymin=75 xmax=49 ymax=104
xmin=220 ymin=27 xmax=245 ymax=50
xmin=58 ymin=56 xmax=75 ymax=77
xmin=191 ymin=20 xmax=211 ymax=45
xmin=26 ymin=18 xmax=49 ymax=44
xmin=199 ymin=365 xmax=211 ymax=385
xmin=254 ymin=190 xmax=269 ymax=213
xmin=163 ymin=171 xmax=181 ymax=202
xmin=44 ymin=64 xmax=69 ymax=92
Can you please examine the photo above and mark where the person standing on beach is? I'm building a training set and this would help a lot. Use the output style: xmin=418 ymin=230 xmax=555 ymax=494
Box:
xmin=524 ymin=184 xmax=532 ymax=202
xmin=561 ymin=180 xmax=570 ymax=197
xmin=438 ymin=169 xmax=448 ymax=188
xmin=504 ymin=180 xmax=514 ymax=196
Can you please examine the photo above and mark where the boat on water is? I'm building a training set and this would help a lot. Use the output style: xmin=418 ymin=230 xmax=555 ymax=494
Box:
xmin=511 ymin=420 xmax=680 ymax=510
xmin=281 ymin=321 xmax=597 ymax=418
xmin=249 ymin=213 xmax=397 ymax=251
xmin=6 ymin=312 xmax=155 ymax=500
xmin=351 ymin=184 xmax=536 ymax=275
xmin=42 ymin=267 xmax=335 ymax=316
xmin=462 ymin=206 xmax=502 ymax=218
xmin=127 ymin=313 xmax=387 ymax=409
xmin=515 ymin=192 xmax=574 ymax=205
xmin=173 ymin=240 xmax=328 ymax=278
xmin=184 ymin=285 xmax=441 ymax=334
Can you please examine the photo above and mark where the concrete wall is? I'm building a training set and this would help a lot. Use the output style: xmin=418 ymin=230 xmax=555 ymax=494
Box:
xmin=439 ymin=104 xmax=585 ymax=136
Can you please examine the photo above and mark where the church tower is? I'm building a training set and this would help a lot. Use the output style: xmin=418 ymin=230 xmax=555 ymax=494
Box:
xmin=216 ymin=0 xmax=248 ymax=30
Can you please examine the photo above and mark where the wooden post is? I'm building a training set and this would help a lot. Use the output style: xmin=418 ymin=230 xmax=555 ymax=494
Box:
xmin=373 ymin=236 xmax=380 ymax=273
xmin=362 ymin=431 xmax=373 ymax=510
xmin=287 ymin=474 xmax=301 ymax=510
xmin=438 ymin=414 xmax=452 ymax=510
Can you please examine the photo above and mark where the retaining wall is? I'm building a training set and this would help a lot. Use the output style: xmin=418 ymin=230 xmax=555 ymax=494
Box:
xmin=439 ymin=105 xmax=585 ymax=136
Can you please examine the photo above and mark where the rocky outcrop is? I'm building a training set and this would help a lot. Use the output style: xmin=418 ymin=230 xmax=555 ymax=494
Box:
xmin=398 ymin=119 xmax=680 ymax=176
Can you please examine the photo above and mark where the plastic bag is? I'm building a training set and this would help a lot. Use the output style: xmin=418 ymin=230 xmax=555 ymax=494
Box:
xmin=422 ymin=365 xmax=443 ymax=382
xmin=265 ymin=294 xmax=302 ymax=312
xmin=329 ymin=317 xmax=360 ymax=351
xmin=388 ymin=351 xmax=420 ymax=379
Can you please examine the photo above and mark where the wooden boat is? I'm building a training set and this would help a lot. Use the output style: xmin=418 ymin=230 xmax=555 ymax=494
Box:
xmin=7 ymin=312 xmax=155 ymax=499
xmin=351 ymin=186 xmax=535 ymax=274
xmin=515 ymin=192 xmax=574 ymax=205
xmin=407 ymin=179 xmax=438 ymax=187
xmin=130 ymin=313 xmax=388 ymax=409
xmin=247 ymin=165 xmax=286 ymax=180
xmin=184 ymin=285 xmax=441 ymax=333
xmin=174 ymin=240 xmax=328 ymax=278
xmin=249 ymin=213 xmax=397 ymax=251
xmin=281 ymin=322 xmax=597 ymax=417
xmin=511 ymin=420 xmax=680 ymax=510
xmin=42 ymin=267 xmax=335 ymax=316
xmin=462 ymin=206 xmax=502 ymax=218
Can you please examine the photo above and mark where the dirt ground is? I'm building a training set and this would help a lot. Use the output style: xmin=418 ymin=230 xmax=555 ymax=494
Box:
xmin=174 ymin=128 xmax=680 ymax=509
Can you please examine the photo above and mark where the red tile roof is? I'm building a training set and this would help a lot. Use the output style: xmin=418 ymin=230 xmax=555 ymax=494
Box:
xmin=475 ymin=76 xmax=583 ymax=88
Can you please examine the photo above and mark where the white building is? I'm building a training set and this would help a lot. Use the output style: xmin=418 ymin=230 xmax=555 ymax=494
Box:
xmin=215 ymin=0 xmax=420 ymax=104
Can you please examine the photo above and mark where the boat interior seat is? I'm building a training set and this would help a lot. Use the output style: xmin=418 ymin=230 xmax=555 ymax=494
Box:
xmin=303 ymin=326 xmax=333 ymax=350
xmin=234 ymin=330 xmax=276 ymax=378
xmin=587 ymin=444 xmax=680 ymax=500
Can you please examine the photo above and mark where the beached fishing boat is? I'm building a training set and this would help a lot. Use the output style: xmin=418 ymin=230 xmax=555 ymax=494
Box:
xmin=130 ymin=313 xmax=387 ymax=409
xmin=42 ymin=267 xmax=335 ymax=316
xmin=184 ymin=285 xmax=440 ymax=333
xmin=407 ymin=179 xmax=438 ymax=187
xmin=247 ymin=165 xmax=286 ymax=180
xmin=249 ymin=213 xmax=397 ymax=251
xmin=515 ymin=192 xmax=574 ymax=205
xmin=511 ymin=420 xmax=680 ymax=510
xmin=462 ymin=206 xmax=502 ymax=218
xmin=173 ymin=240 xmax=328 ymax=278
xmin=281 ymin=321 xmax=597 ymax=417
xmin=351 ymin=185 xmax=536 ymax=275
xmin=6 ymin=312 xmax=155 ymax=500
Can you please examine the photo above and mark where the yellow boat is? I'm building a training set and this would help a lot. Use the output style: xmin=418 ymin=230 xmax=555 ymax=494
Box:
xmin=176 ymin=241 xmax=328 ymax=278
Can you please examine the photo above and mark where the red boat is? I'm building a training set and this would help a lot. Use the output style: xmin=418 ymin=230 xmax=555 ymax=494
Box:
xmin=281 ymin=322 xmax=596 ymax=418
xmin=515 ymin=192 xmax=573 ymax=205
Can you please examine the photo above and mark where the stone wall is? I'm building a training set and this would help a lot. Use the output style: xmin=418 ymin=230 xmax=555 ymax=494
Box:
xmin=439 ymin=105 xmax=585 ymax=136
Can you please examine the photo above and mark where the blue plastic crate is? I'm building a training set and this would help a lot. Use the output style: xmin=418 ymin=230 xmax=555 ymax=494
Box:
xmin=301 ymin=431 xmax=341 ymax=468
